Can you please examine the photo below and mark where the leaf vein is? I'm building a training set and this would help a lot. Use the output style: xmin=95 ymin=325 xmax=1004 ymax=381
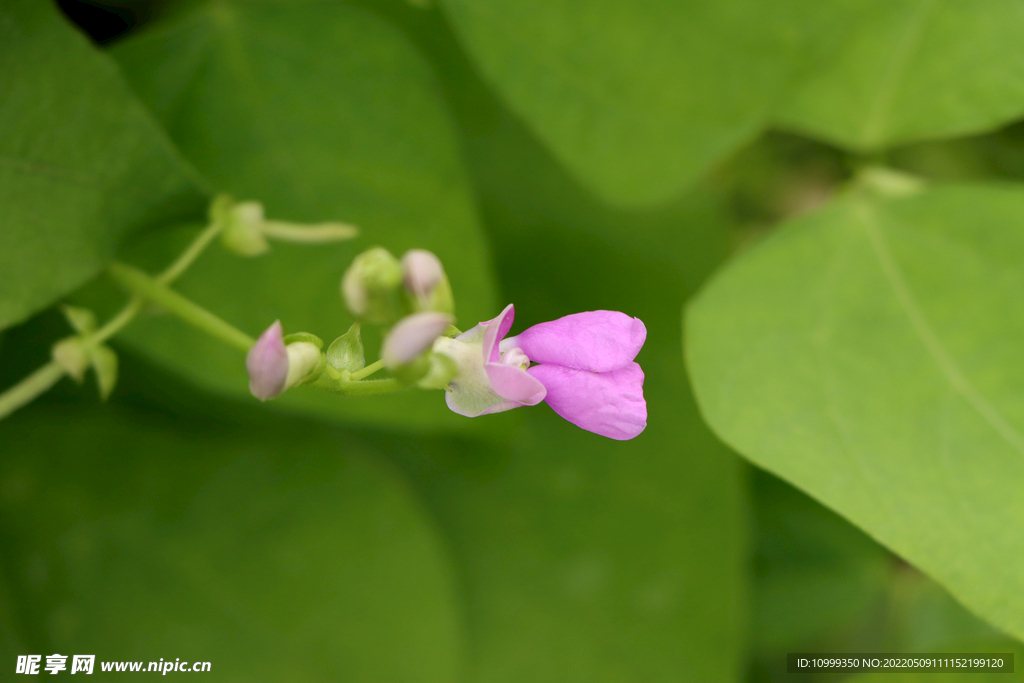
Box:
xmin=856 ymin=197 xmax=1024 ymax=457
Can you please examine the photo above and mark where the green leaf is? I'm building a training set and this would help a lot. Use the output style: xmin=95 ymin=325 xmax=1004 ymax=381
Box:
xmin=105 ymin=0 xmax=496 ymax=430
xmin=777 ymin=1 xmax=1024 ymax=151
xmin=89 ymin=343 xmax=119 ymax=400
xmin=436 ymin=0 xmax=805 ymax=207
xmin=394 ymin=407 xmax=743 ymax=683
xmin=687 ymin=182 xmax=1024 ymax=641
xmin=0 ymin=0 xmax=205 ymax=332
xmin=0 ymin=404 xmax=464 ymax=681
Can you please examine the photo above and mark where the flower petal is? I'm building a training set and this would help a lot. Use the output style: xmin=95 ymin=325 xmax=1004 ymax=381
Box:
xmin=246 ymin=320 xmax=288 ymax=401
xmin=502 ymin=310 xmax=646 ymax=372
xmin=482 ymin=303 xmax=516 ymax=363
xmin=528 ymin=362 xmax=646 ymax=440
xmin=485 ymin=362 xmax=546 ymax=405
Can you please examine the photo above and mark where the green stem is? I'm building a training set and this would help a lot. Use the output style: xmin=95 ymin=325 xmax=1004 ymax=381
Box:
xmin=349 ymin=358 xmax=385 ymax=381
xmin=159 ymin=220 xmax=224 ymax=284
xmin=311 ymin=374 xmax=404 ymax=397
xmin=261 ymin=220 xmax=357 ymax=243
xmin=107 ymin=262 xmax=254 ymax=353
xmin=0 ymin=220 xmax=225 ymax=421
xmin=0 ymin=362 xmax=66 ymax=420
xmin=94 ymin=297 xmax=144 ymax=343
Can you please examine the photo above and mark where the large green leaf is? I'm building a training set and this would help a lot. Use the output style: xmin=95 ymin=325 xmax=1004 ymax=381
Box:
xmin=105 ymin=0 xmax=496 ymax=430
xmin=0 ymin=403 xmax=464 ymax=681
xmin=687 ymin=182 xmax=1024 ymax=641
xmin=0 ymin=0 xmax=204 ymax=331
xmin=777 ymin=0 xmax=1024 ymax=151
xmin=436 ymin=0 xmax=806 ymax=207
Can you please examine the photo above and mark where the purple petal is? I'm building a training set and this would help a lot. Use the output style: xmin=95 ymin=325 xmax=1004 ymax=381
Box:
xmin=484 ymin=362 xmax=546 ymax=405
xmin=246 ymin=320 xmax=288 ymax=401
xmin=528 ymin=362 xmax=646 ymax=440
xmin=502 ymin=310 xmax=646 ymax=372
xmin=383 ymin=312 xmax=452 ymax=367
xmin=481 ymin=303 xmax=515 ymax=363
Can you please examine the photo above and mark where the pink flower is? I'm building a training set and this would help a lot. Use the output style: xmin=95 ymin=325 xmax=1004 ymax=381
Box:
xmin=434 ymin=304 xmax=647 ymax=440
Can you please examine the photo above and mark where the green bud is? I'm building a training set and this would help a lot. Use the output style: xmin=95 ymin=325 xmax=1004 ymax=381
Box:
xmin=341 ymin=247 xmax=404 ymax=324
xmin=283 ymin=332 xmax=324 ymax=349
xmin=52 ymin=337 xmax=90 ymax=382
xmin=215 ymin=194 xmax=270 ymax=257
xmin=91 ymin=344 xmax=118 ymax=401
xmin=327 ymin=323 xmax=365 ymax=373
xmin=284 ymin=342 xmax=324 ymax=389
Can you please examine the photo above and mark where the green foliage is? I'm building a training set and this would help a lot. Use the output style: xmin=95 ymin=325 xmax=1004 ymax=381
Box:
xmin=0 ymin=0 xmax=205 ymax=332
xmin=778 ymin=0 xmax=1024 ymax=150
xmin=439 ymin=0 xmax=1024 ymax=206
xmin=0 ymin=404 xmax=464 ymax=682
xmin=5 ymin=0 xmax=1024 ymax=679
xmin=437 ymin=0 xmax=804 ymax=207
xmin=102 ymin=0 xmax=496 ymax=430
xmin=687 ymin=182 xmax=1024 ymax=641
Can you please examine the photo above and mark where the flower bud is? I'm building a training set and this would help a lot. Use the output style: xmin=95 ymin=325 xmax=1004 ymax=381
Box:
xmin=383 ymin=312 xmax=453 ymax=384
xmin=246 ymin=321 xmax=288 ymax=401
xmin=402 ymin=249 xmax=443 ymax=298
xmin=383 ymin=312 xmax=453 ymax=368
xmin=215 ymin=195 xmax=271 ymax=257
xmin=284 ymin=342 xmax=322 ymax=389
xmin=401 ymin=249 xmax=454 ymax=315
xmin=246 ymin=322 xmax=326 ymax=401
xmin=341 ymin=247 xmax=404 ymax=323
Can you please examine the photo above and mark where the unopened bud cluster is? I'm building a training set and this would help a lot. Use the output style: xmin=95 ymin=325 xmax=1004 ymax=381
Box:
xmin=246 ymin=246 xmax=459 ymax=401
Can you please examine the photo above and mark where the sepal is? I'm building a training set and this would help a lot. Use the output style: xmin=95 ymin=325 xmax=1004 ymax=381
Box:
xmin=327 ymin=323 xmax=365 ymax=373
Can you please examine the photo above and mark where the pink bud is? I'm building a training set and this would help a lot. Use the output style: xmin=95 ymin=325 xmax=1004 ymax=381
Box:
xmin=382 ymin=312 xmax=453 ymax=367
xmin=246 ymin=320 xmax=288 ymax=401
xmin=401 ymin=249 xmax=444 ymax=300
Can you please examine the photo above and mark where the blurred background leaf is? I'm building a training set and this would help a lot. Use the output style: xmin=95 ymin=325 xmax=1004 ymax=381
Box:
xmin=83 ymin=0 xmax=498 ymax=431
xmin=436 ymin=0 xmax=806 ymax=207
xmin=777 ymin=1 xmax=1024 ymax=151
xmin=0 ymin=0 xmax=205 ymax=332
xmin=0 ymin=401 xmax=466 ymax=682
xmin=688 ymin=183 xmax=1024 ymax=642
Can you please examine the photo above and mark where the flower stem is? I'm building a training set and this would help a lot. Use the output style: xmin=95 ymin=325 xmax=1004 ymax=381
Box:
xmin=107 ymin=263 xmax=254 ymax=353
xmin=0 ymin=362 xmax=66 ymax=420
xmin=158 ymin=220 xmax=224 ymax=284
xmin=0 ymin=220 xmax=225 ymax=421
xmin=261 ymin=220 xmax=358 ymax=243
xmin=349 ymin=358 xmax=385 ymax=381
xmin=311 ymin=373 xmax=404 ymax=397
